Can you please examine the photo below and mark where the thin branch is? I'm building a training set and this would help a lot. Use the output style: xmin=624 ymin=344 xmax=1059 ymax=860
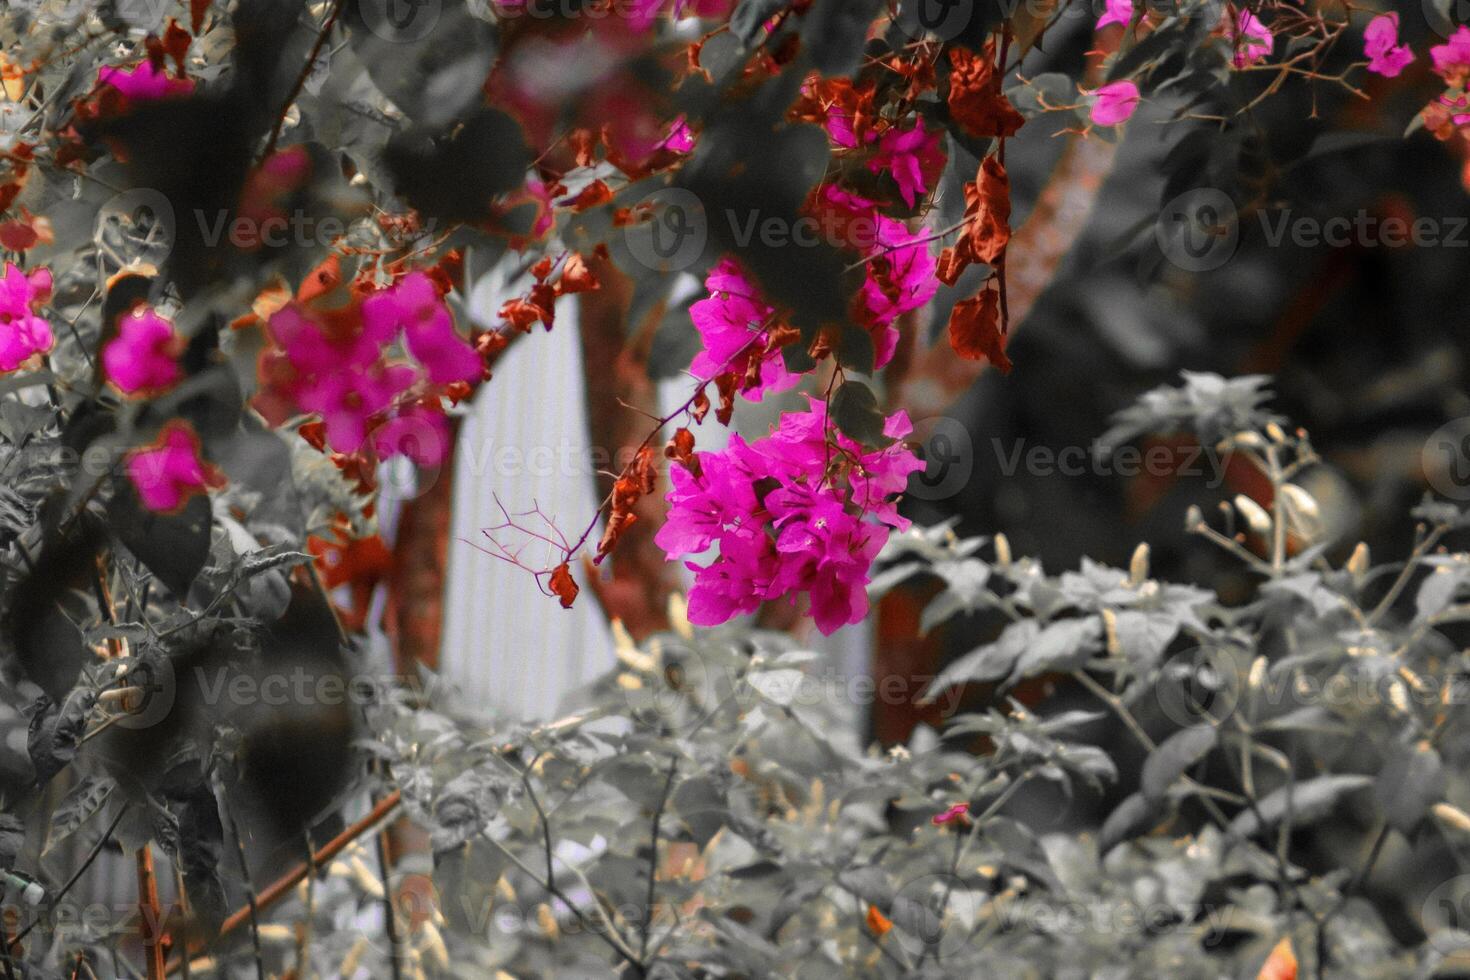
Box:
xmin=373 ymin=817 xmax=404 ymax=980
xmin=262 ymin=0 xmax=348 ymax=160
xmin=223 ymin=811 xmax=265 ymax=980
xmin=164 ymin=792 xmax=402 ymax=976
xmin=12 ymin=804 xmax=131 ymax=947
xmin=640 ymin=756 xmax=679 ymax=961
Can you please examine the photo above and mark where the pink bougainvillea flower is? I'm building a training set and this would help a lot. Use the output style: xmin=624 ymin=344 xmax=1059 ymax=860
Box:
xmin=866 ymin=123 xmax=946 ymax=208
xmin=1437 ymin=92 xmax=1470 ymax=125
xmin=660 ymin=117 xmax=696 ymax=153
xmin=654 ymin=438 xmax=764 ymax=556
xmin=682 ymin=527 xmax=782 ymax=627
xmin=103 ymin=307 xmax=183 ymax=394
xmin=660 ymin=396 xmax=921 ymax=635
xmin=674 ymin=0 xmax=733 ymax=16
xmin=812 ymin=186 xmax=938 ymax=365
xmin=296 ymin=362 xmax=416 ymax=456
xmin=767 ymin=487 xmax=887 ymax=634
xmin=1096 ymin=0 xmax=1134 ymax=30
xmin=1364 ymin=13 xmax=1414 ymax=77
xmin=1230 ymin=10 xmax=1274 ymax=68
xmin=268 ymin=303 xmax=382 ymax=376
xmin=371 ymin=406 xmax=451 ymax=467
xmin=0 ymin=262 xmax=54 ymax=372
xmin=932 ymin=802 xmax=970 ymax=826
xmin=126 ymin=422 xmax=221 ymax=512
xmin=97 ymin=61 xmax=194 ymax=102
xmin=1432 ymin=25 xmax=1470 ymax=83
xmin=759 ymin=399 xmax=923 ymax=531
xmin=1090 ymin=80 xmax=1142 ymax=126
xmin=362 ymin=272 xmax=482 ymax=385
xmin=688 ymin=259 xmax=798 ymax=401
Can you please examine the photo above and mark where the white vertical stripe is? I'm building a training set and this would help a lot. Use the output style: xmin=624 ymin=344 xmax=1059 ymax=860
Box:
xmin=439 ymin=290 xmax=614 ymax=723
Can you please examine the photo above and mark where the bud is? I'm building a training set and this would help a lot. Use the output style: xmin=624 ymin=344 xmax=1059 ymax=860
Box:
xmin=349 ymin=856 xmax=385 ymax=899
xmin=613 ymin=620 xmax=655 ymax=673
xmin=668 ymin=592 xmax=694 ymax=640
xmin=419 ymin=921 xmax=450 ymax=969
xmin=1232 ymin=431 xmax=1266 ymax=448
xmin=1346 ymin=542 xmax=1369 ymax=580
xmin=1386 ymin=679 xmax=1409 ymax=716
xmin=1184 ymin=504 xmax=1205 ymax=532
xmin=1233 ymin=495 xmax=1273 ymax=536
xmin=1265 ymin=422 xmax=1288 ymax=444
xmin=993 ymin=533 xmax=1011 ymax=568
xmin=340 ymin=937 xmax=369 ymax=978
xmin=1433 ymin=803 xmax=1470 ymax=835
xmin=1247 ymin=656 xmax=1267 ymax=690
xmin=536 ymin=903 xmax=559 ymax=939
xmin=1101 ymin=608 xmax=1120 ymax=656
xmin=1279 ymin=484 xmax=1319 ymax=520
xmin=1127 ymin=543 xmax=1150 ymax=587
xmin=1279 ymin=483 xmax=1323 ymax=541
xmin=257 ymin=924 xmax=295 ymax=944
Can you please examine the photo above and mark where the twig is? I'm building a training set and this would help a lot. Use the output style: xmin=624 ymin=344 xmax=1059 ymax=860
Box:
xmin=262 ymin=0 xmax=348 ymax=160
xmin=136 ymin=847 xmax=166 ymax=980
xmin=223 ymin=810 xmax=265 ymax=980
xmin=373 ymin=810 xmax=404 ymax=980
xmin=295 ymin=834 xmax=313 ymax=980
xmin=1368 ymin=524 xmax=1445 ymax=626
xmin=478 ymin=832 xmax=646 ymax=975
xmin=163 ymin=791 xmax=402 ymax=975
xmin=12 ymin=804 xmax=131 ymax=947
xmin=640 ymin=756 xmax=679 ymax=961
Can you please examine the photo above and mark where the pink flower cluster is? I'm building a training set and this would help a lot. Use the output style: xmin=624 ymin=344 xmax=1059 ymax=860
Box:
xmin=126 ymin=422 xmax=219 ymax=512
xmin=97 ymin=62 xmax=194 ymax=102
xmin=656 ymin=398 xmax=921 ymax=635
xmin=815 ymin=185 xmax=938 ymax=363
xmin=689 ymin=259 xmax=797 ymax=401
xmin=1229 ymin=11 xmax=1273 ymax=68
xmin=1096 ymin=0 xmax=1134 ymax=31
xmin=1364 ymin=13 xmax=1414 ymax=78
xmin=103 ymin=306 xmax=182 ymax=394
xmin=1090 ymin=80 xmax=1141 ymax=126
xmin=687 ymin=190 xmax=937 ymax=400
xmin=266 ymin=272 xmax=479 ymax=463
xmin=1432 ymin=25 xmax=1470 ymax=84
xmin=0 ymin=262 xmax=53 ymax=372
xmin=866 ymin=123 xmax=945 ymax=208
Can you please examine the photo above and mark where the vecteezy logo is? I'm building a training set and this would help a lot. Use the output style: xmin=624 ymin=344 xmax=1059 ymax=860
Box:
xmin=895 ymin=0 xmax=974 ymax=41
xmin=1423 ymin=874 xmax=1470 ymax=953
xmin=374 ymin=414 xmax=448 ymax=504
xmin=622 ymin=188 xmax=707 ymax=274
xmin=1155 ymin=646 xmax=1241 ymax=728
xmin=906 ymin=417 xmax=974 ymax=502
xmin=361 ymin=0 xmax=442 ymax=43
xmin=111 ymin=655 xmax=176 ymax=731
xmin=1155 ymin=188 xmax=1240 ymax=273
xmin=1425 ymin=418 xmax=1470 ymax=502
xmin=96 ymin=187 xmax=176 ymax=266
xmin=889 ymin=872 xmax=981 ymax=960
xmin=621 ymin=643 xmax=739 ymax=735
xmin=1424 ymin=0 xmax=1470 ymax=38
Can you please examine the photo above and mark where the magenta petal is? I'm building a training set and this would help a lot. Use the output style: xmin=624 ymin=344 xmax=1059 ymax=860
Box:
xmin=1090 ymin=80 xmax=1141 ymax=126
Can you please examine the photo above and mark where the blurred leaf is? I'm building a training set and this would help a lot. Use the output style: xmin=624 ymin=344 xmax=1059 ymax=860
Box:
xmin=830 ymin=381 xmax=894 ymax=449
xmin=1141 ymin=725 xmax=1217 ymax=801
xmin=44 ymin=776 xmax=116 ymax=856
xmin=1229 ymin=775 xmax=1372 ymax=838
xmin=1375 ymin=743 xmax=1444 ymax=835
